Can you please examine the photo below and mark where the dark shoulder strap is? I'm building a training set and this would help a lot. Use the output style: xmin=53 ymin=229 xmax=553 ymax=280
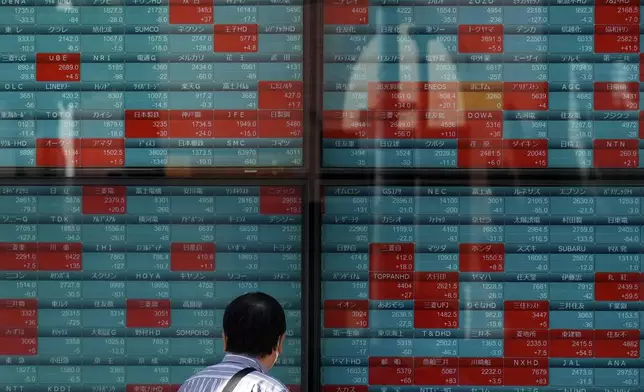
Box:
xmin=222 ymin=367 xmax=256 ymax=392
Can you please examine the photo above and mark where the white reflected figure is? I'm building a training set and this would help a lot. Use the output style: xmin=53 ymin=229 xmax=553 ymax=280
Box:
xmin=56 ymin=0 xmax=77 ymax=12
xmin=567 ymin=63 xmax=589 ymax=172
xmin=57 ymin=101 xmax=76 ymax=177
xmin=611 ymin=62 xmax=637 ymax=111
xmin=424 ymin=39 xmax=465 ymax=131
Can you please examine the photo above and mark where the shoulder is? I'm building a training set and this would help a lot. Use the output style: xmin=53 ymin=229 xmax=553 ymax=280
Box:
xmin=245 ymin=371 xmax=290 ymax=392
xmin=177 ymin=365 xmax=233 ymax=391
xmin=179 ymin=366 xmax=288 ymax=392
xmin=177 ymin=368 xmax=217 ymax=391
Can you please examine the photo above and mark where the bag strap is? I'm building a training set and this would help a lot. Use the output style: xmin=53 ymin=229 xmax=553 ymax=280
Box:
xmin=222 ymin=367 xmax=256 ymax=392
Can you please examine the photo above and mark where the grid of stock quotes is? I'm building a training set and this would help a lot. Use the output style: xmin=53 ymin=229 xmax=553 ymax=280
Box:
xmin=322 ymin=0 xmax=644 ymax=169
xmin=0 ymin=184 xmax=303 ymax=391
xmin=0 ymin=0 xmax=303 ymax=168
xmin=322 ymin=185 xmax=644 ymax=392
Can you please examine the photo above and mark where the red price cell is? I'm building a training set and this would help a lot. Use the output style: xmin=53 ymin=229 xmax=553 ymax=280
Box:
xmin=126 ymin=386 xmax=174 ymax=392
xmin=322 ymin=387 xmax=368 ymax=392
xmin=504 ymin=358 xmax=549 ymax=386
xmin=459 ymin=358 xmax=504 ymax=386
xmin=79 ymin=139 xmax=126 ymax=168
xmin=458 ymin=25 xmax=504 ymax=53
xmin=593 ymin=139 xmax=639 ymax=169
xmin=459 ymin=243 xmax=505 ymax=272
xmin=0 ymin=327 xmax=38 ymax=355
xmin=502 ymin=139 xmax=548 ymax=168
xmin=549 ymin=330 xmax=594 ymax=358
xmin=170 ymin=243 xmax=216 ymax=272
xmin=594 ymin=25 xmax=639 ymax=53
xmin=503 ymin=329 xmax=549 ymax=357
xmin=596 ymin=0 xmax=639 ymax=24
xmin=82 ymin=186 xmax=127 ymax=214
xmin=126 ymin=300 xmax=171 ymax=329
xmin=125 ymin=110 xmax=170 ymax=139
xmin=36 ymin=53 xmax=81 ymax=82
xmin=457 ymin=139 xmax=503 ymax=169
xmin=323 ymin=0 xmax=369 ymax=25
xmin=504 ymin=301 xmax=549 ymax=329
xmin=416 ymin=111 xmax=459 ymax=139
xmin=258 ymin=110 xmax=303 ymax=138
xmin=373 ymin=111 xmax=417 ymax=139
xmin=423 ymin=87 xmax=459 ymax=112
xmin=368 ymin=357 xmax=414 ymax=386
xmin=213 ymin=24 xmax=258 ymax=53
xmin=168 ymin=110 xmax=214 ymax=139
xmin=368 ymin=82 xmax=419 ymax=109
xmin=37 ymin=243 xmax=82 ymax=271
xmin=323 ymin=300 xmax=369 ymax=329
xmin=414 ymin=272 xmax=459 ymax=300
xmin=503 ymin=82 xmax=549 ymax=111
xmin=595 ymin=330 xmax=640 ymax=358
xmin=460 ymin=111 xmax=503 ymax=139
xmin=369 ymin=243 xmax=415 ymax=271
xmin=258 ymin=81 xmax=303 ymax=110
xmin=323 ymin=110 xmax=374 ymax=139
xmin=414 ymin=358 xmax=459 ymax=385
xmin=594 ymin=82 xmax=639 ymax=110
xmin=169 ymin=0 xmax=213 ymax=24
xmin=595 ymin=272 xmax=641 ymax=301
xmin=369 ymin=271 xmax=413 ymax=300
xmin=213 ymin=110 xmax=258 ymax=138
xmin=0 ymin=243 xmax=38 ymax=270
xmin=414 ymin=300 xmax=459 ymax=329
xmin=36 ymin=139 xmax=81 ymax=168
xmin=259 ymin=186 xmax=302 ymax=215
xmin=0 ymin=299 xmax=38 ymax=329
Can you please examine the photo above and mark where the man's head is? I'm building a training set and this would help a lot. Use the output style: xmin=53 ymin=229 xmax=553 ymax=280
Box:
xmin=222 ymin=292 xmax=286 ymax=371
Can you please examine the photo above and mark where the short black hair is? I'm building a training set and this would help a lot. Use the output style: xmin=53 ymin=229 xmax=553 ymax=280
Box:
xmin=223 ymin=292 xmax=286 ymax=357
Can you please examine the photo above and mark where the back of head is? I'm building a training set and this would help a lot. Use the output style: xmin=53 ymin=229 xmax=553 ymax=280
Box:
xmin=223 ymin=292 xmax=286 ymax=358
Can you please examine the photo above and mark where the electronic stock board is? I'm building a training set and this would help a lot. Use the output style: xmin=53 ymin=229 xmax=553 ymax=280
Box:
xmin=321 ymin=184 xmax=644 ymax=391
xmin=0 ymin=182 xmax=304 ymax=391
xmin=0 ymin=1 xmax=304 ymax=170
xmin=322 ymin=0 xmax=644 ymax=169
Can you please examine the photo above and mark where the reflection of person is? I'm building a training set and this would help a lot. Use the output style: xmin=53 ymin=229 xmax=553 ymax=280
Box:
xmin=178 ymin=292 xmax=289 ymax=392
xmin=57 ymin=102 xmax=76 ymax=177
xmin=337 ymin=17 xmax=466 ymax=170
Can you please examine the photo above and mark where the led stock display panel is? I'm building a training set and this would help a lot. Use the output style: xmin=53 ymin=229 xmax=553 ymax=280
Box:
xmin=322 ymin=1 xmax=642 ymax=169
xmin=0 ymin=1 xmax=303 ymax=169
xmin=322 ymin=184 xmax=643 ymax=391
xmin=0 ymin=183 xmax=303 ymax=391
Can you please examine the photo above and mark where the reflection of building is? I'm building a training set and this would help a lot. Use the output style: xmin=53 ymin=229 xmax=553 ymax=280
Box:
xmin=340 ymin=15 xmax=466 ymax=150
xmin=57 ymin=101 xmax=76 ymax=177
xmin=327 ymin=6 xmax=643 ymax=170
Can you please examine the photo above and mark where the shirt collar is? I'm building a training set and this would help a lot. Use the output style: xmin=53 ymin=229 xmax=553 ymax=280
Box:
xmin=222 ymin=353 xmax=266 ymax=373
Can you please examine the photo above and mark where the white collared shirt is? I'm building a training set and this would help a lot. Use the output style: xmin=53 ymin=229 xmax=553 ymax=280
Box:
xmin=178 ymin=354 xmax=288 ymax=392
